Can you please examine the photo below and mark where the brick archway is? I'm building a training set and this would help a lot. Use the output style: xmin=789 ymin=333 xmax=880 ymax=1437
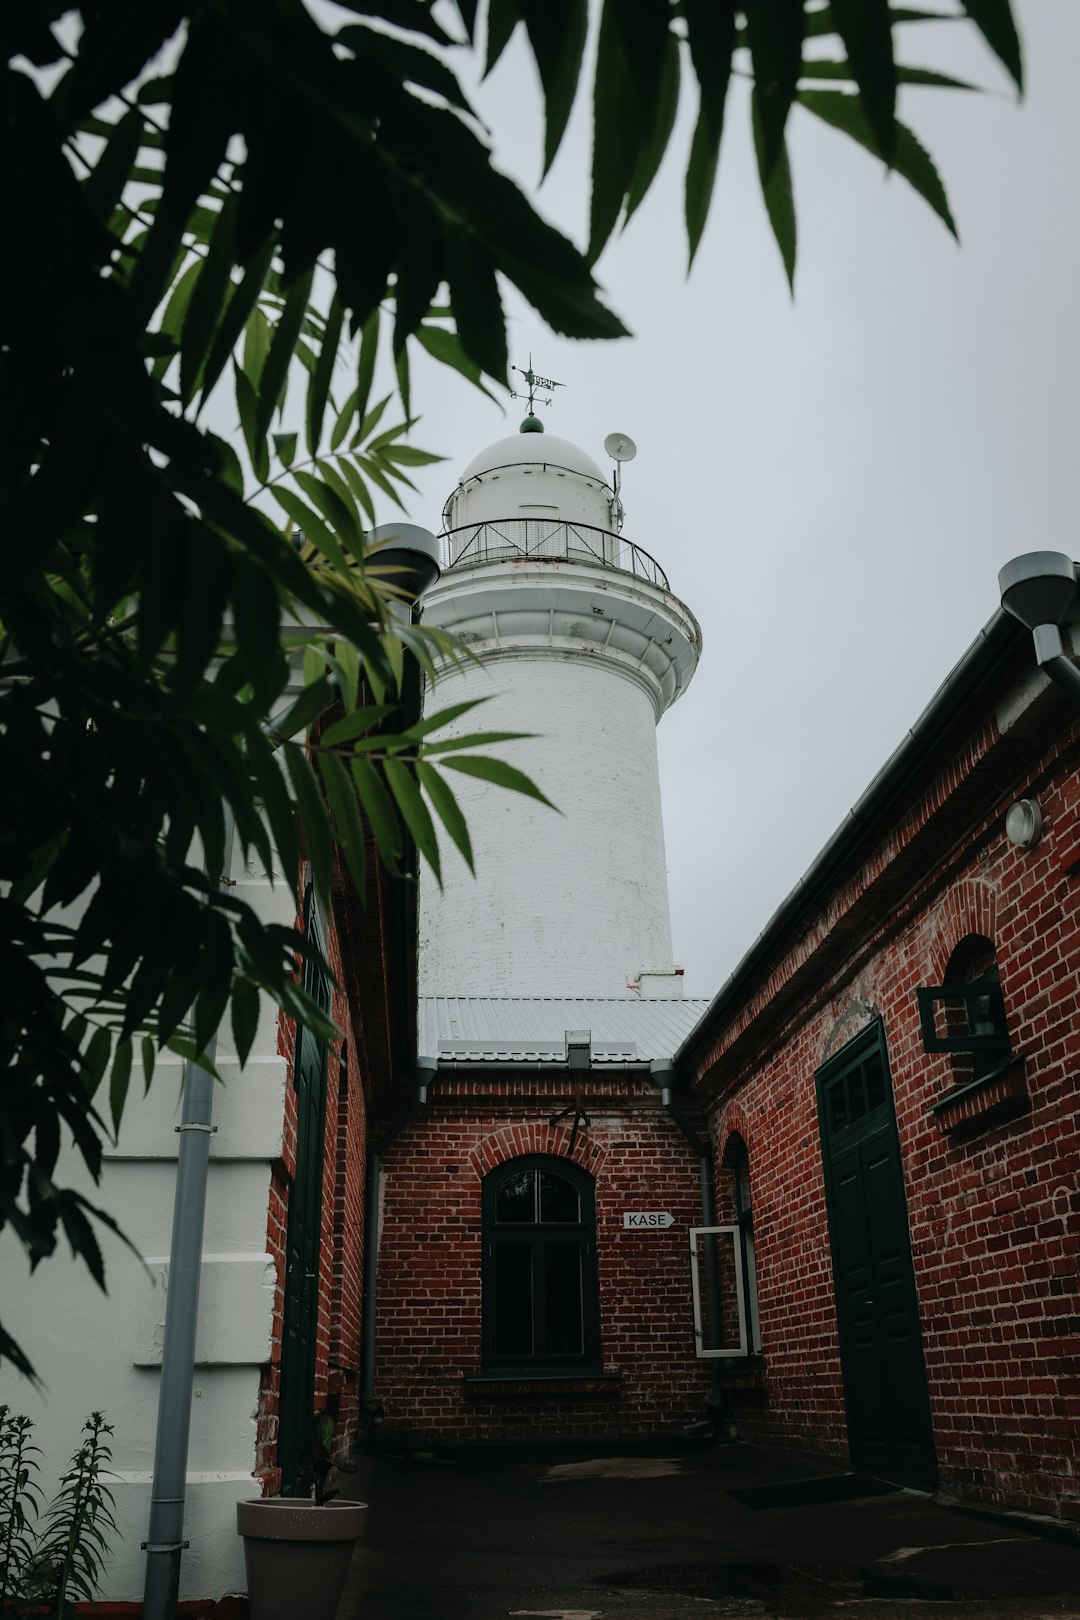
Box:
xmin=926 ymin=878 xmax=999 ymax=982
xmin=469 ymin=1122 xmax=608 ymax=1181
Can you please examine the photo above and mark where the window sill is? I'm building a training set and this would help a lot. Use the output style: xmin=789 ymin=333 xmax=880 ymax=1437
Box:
xmin=463 ymin=1369 xmax=623 ymax=1398
xmin=709 ymin=1354 xmax=764 ymax=1377
xmin=928 ymin=1054 xmax=1028 ymax=1137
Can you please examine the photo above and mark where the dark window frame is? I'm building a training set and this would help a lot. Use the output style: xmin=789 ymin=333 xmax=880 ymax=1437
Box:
xmin=918 ymin=937 xmax=1012 ymax=1084
xmin=482 ymin=1156 xmax=601 ymax=1373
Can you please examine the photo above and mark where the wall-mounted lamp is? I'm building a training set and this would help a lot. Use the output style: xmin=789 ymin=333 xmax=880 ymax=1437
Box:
xmin=1005 ymin=798 xmax=1043 ymax=850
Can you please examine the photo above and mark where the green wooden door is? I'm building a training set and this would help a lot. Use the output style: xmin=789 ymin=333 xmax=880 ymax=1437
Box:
xmin=817 ymin=1025 xmax=937 ymax=1489
xmin=278 ymin=893 xmax=331 ymax=1496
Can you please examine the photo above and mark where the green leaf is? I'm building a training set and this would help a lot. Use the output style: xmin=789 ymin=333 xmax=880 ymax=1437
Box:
xmin=519 ymin=0 xmax=589 ymax=176
xmin=245 ymin=725 xmax=300 ymax=886
xmin=81 ymin=1027 xmax=113 ymax=1101
xmin=293 ymin=468 xmax=364 ymax=554
xmin=422 ymin=730 xmax=530 ymax=754
xmin=828 ymin=0 xmax=897 ymax=163
xmin=201 ymin=231 xmax=276 ymax=401
xmin=416 ymin=760 xmax=474 ymax=873
xmin=335 ymin=456 xmax=377 ymax=524
xmin=320 ymin=705 xmax=398 ymax=748
xmin=384 ymin=757 xmax=440 ymax=881
xmin=350 ymin=757 xmax=403 ymax=869
xmin=234 ymin=359 xmax=269 ymax=484
xmin=589 ymin=0 xmax=671 ymax=261
xmin=306 ymin=295 xmax=346 ymax=458
xmin=798 ymin=61 xmax=981 ymax=93
xmin=81 ymin=105 xmax=145 ymax=224
xmin=141 ymin=1036 xmax=156 ymax=1095
xmin=683 ymin=0 xmax=737 ymax=264
xmin=317 ymin=747 xmax=367 ymax=894
xmin=274 ymin=431 xmax=298 ymax=467
xmin=752 ymin=88 xmax=797 ymax=292
xmin=414 ymin=324 xmax=498 ymax=402
xmin=797 ymin=89 xmax=957 ymax=237
xmin=405 ymin=697 xmax=490 ymax=740
xmin=443 ymin=754 xmax=558 ymax=809
xmin=256 ymin=267 xmax=316 ymax=446
xmin=231 ymin=978 xmax=260 ymax=1067
xmin=624 ymin=30 xmax=681 ymax=224
xmin=284 ymin=745 xmax=333 ymax=903
xmin=151 ymin=257 xmax=200 ymax=379
xmin=962 ymin=0 xmax=1023 ymax=94
xmin=745 ymin=0 xmax=805 ymax=184
xmin=270 ymin=486 xmax=353 ymax=577
xmin=109 ymin=1038 xmax=133 ymax=1138
xmin=180 ymin=193 xmax=238 ymax=406
xmin=485 ymin=0 xmax=521 ymax=75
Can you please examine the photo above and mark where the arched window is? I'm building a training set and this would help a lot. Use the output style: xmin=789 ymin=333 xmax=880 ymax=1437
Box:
xmin=918 ymin=934 xmax=1012 ymax=1082
xmin=730 ymin=1138 xmax=762 ymax=1355
xmin=482 ymin=1157 xmax=600 ymax=1371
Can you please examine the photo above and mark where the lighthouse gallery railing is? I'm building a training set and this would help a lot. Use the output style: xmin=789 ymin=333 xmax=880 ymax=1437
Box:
xmin=440 ymin=519 xmax=669 ymax=591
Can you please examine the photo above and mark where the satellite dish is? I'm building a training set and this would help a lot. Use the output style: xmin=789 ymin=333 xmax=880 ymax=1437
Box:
xmin=604 ymin=431 xmax=637 ymax=463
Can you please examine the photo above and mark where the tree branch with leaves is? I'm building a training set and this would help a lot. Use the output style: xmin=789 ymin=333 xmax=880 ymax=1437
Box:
xmin=0 ymin=0 xmax=1021 ymax=1379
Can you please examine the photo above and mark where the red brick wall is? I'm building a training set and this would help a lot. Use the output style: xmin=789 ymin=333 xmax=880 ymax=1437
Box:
xmin=371 ymin=1077 xmax=713 ymax=1443
xmin=256 ymin=885 xmax=369 ymax=1490
xmin=695 ymin=711 xmax=1080 ymax=1522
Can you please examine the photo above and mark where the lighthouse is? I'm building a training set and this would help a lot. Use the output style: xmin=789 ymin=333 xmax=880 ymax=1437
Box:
xmin=417 ymin=402 xmax=702 ymax=1001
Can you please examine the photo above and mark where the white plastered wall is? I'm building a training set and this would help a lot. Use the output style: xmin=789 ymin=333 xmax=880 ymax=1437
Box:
xmin=0 ymin=848 xmax=293 ymax=1602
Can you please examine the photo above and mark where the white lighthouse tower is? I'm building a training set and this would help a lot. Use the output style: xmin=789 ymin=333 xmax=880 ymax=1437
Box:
xmin=417 ymin=401 xmax=701 ymax=1002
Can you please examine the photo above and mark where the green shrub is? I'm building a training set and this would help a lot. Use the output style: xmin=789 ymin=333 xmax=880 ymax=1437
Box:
xmin=0 ymin=1408 xmax=118 ymax=1618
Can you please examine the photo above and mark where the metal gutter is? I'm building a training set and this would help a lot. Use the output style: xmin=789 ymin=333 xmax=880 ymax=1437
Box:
xmin=675 ymin=609 xmax=1025 ymax=1071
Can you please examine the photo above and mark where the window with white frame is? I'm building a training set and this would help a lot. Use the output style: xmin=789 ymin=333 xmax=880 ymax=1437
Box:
xmin=689 ymin=1135 xmax=761 ymax=1360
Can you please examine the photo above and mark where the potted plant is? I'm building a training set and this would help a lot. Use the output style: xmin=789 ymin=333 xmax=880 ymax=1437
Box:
xmin=237 ymin=1414 xmax=365 ymax=1620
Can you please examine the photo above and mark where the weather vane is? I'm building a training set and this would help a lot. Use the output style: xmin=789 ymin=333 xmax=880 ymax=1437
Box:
xmin=511 ymin=354 xmax=564 ymax=416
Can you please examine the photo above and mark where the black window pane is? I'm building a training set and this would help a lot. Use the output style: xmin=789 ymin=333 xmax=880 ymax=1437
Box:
xmin=864 ymin=1053 xmax=887 ymax=1112
xmin=539 ymin=1171 xmax=579 ymax=1224
xmin=494 ymin=1244 xmax=533 ymax=1356
xmin=848 ymin=1072 xmax=867 ymax=1123
xmin=829 ymin=1079 xmax=848 ymax=1134
xmin=543 ymin=1242 xmax=583 ymax=1355
xmin=496 ymin=1169 xmax=535 ymax=1223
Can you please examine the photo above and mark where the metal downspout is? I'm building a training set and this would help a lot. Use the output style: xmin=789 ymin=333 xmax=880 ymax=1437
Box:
xmin=359 ymin=1067 xmax=435 ymax=1426
xmin=651 ymin=1060 xmax=726 ymax=1426
xmin=142 ymin=812 xmax=237 ymax=1620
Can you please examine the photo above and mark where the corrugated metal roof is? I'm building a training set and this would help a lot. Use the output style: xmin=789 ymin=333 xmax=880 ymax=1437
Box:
xmin=418 ymin=996 xmax=711 ymax=1065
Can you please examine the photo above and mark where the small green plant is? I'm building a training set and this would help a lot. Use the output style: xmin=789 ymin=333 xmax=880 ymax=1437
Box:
xmin=0 ymin=1405 xmax=43 ymax=1604
xmin=0 ymin=1408 xmax=119 ymax=1618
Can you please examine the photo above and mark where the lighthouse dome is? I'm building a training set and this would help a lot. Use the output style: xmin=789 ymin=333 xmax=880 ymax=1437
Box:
xmin=444 ymin=428 xmax=615 ymax=535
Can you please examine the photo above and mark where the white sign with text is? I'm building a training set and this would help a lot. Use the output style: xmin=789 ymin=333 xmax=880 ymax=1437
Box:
xmin=623 ymin=1211 xmax=674 ymax=1230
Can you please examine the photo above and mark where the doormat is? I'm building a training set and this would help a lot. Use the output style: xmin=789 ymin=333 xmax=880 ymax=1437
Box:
xmin=728 ymin=1473 xmax=900 ymax=1509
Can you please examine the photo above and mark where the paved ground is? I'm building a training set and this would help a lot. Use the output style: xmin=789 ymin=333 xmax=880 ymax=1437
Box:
xmin=334 ymin=1438 xmax=1080 ymax=1620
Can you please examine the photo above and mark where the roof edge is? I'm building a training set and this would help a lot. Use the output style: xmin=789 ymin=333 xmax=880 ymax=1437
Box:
xmin=675 ymin=608 xmax=1025 ymax=1073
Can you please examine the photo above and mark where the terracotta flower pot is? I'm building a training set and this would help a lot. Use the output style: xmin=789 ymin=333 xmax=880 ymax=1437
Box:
xmin=237 ymin=1497 xmax=367 ymax=1620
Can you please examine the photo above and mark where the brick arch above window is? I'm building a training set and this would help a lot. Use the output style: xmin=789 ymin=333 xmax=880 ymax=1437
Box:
xmin=469 ymin=1122 xmax=608 ymax=1182
xmin=926 ymin=878 xmax=999 ymax=983
xmin=818 ymin=993 xmax=881 ymax=1068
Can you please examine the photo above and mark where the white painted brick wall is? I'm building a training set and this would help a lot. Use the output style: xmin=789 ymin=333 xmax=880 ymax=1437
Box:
xmin=418 ymin=650 xmax=676 ymax=998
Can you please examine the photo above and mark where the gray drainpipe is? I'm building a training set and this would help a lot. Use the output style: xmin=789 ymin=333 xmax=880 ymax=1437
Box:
xmin=142 ymin=811 xmax=237 ymax=1620
xmin=651 ymin=1059 xmax=726 ymax=1425
xmin=359 ymin=1064 xmax=436 ymax=1426
xmin=144 ymin=683 xmax=342 ymax=1618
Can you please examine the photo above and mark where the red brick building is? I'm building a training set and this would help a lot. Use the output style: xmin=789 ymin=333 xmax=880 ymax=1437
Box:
xmin=256 ymin=845 xmax=417 ymax=1495
xmin=677 ymin=607 xmax=1080 ymax=1523
xmin=366 ymin=999 xmax=713 ymax=1444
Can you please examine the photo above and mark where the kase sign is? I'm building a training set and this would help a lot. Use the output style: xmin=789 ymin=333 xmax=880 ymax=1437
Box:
xmin=623 ymin=1211 xmax=674 ymax=1230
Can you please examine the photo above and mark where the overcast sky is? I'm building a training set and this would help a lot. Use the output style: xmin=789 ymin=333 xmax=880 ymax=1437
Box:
xmin=368 ymin=2 xmax=1079 ymax=999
